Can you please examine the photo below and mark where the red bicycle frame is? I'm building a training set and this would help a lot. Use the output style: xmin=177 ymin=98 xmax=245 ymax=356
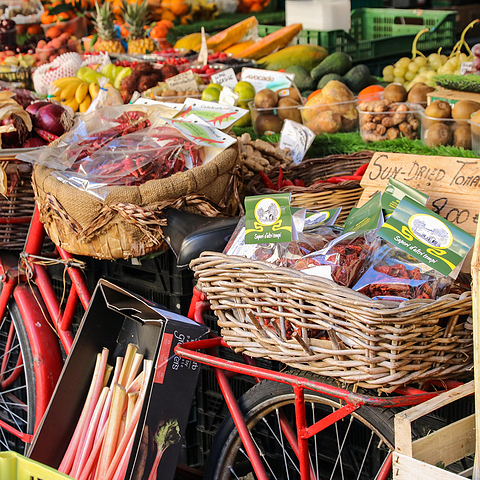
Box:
xmin=0 ymin=206 xmax=91 ymax=442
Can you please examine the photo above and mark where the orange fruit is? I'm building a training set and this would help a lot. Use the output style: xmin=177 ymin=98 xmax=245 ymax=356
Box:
xmin=358 ymin=85 xmax=384 ymax=100
xmin=250 ymin=3 xmax=264 ymax=11
xmin=161 ymin=9 xmax=176 ymax=20
xmin=46 ymin=26 xmax=63 ymax=38
xmin=166 ymin=0 xmax=189 ymax=16
xmin=159 ymin=19 xmax=174 ymax=28
xmin=307 ymin=89 xmax=322 ymax=101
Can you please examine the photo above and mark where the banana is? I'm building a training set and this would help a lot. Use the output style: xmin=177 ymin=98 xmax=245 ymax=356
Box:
xmin=79 ymin=94 xmax=91 ymax=113
xmin=64 ymin=97 xmax=79 ymax=113
xmin=89 ymin=82 xmax=100 ymax=100
xmin=75 ymin=82 xmax=89 ymax=104
xmin=53 ymin=77 xmax=82 ymax=90
xmin=60 ymin=80 xmax=82 ymax=102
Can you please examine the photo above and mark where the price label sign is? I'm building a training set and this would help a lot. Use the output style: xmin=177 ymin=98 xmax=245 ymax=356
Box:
xmin=211 ymin=68 xmax=238 ymax=89
xmin=166 ymin=70 xmax=198 ymax=92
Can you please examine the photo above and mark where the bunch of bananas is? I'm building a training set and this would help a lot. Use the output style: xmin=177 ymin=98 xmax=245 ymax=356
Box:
xmin=52 ymin=77 xmax=102 ymax=113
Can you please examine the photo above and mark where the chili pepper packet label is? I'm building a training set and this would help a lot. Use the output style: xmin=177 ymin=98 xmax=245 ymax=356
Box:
xmin=382 ymin=177 xmax=429 ymax=218
xmin=245 ymin=194 xmax=294 ymax=244
xmin=378 ymin=196 xmax=474 ymax=277
xmin=279 ymin=119 xmax=315 ymax=165
xmin=175 ymin=98 xmax=248 ymax=129
xmin=343 ymin=192 xmax=383 ymax=234
xmin=292 ymin=207 xmax=342 ymax=230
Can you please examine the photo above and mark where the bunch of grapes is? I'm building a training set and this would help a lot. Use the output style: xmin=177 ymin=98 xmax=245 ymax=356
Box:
xmin=472 ymin=43 xmax=480 ymax=73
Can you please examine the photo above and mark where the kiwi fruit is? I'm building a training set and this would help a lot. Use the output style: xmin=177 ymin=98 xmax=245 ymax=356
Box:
xmin=277 ymin=97 xmax=302 ymax=123
xmin=424 ymin=122 xmax=452 ymax=147
xmin=277 ymin=87 xmax=301 ymax=103
xmin=255 ymin=114 xmax=283 ymax=136
xmin=453 ymin=125 xmax=472 ymax=149
xmin=425 ymin=100 xmax=452 ymax=119
xmin=383 ymin=83 xmax=407 ymax=103
xmin=452 ymin=100 xmax=480 ymax=125
xmin=254 ymin=89 xmax=278 ymax=109
xmin=407 ymin=84 xmax=435 ymax=105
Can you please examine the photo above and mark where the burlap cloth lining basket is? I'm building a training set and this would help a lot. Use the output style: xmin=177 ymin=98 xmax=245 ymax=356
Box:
xmin=32 ymin=146 xmax=239 ymax=260
xmin=191 ymin=252 xmax=473 ymax=391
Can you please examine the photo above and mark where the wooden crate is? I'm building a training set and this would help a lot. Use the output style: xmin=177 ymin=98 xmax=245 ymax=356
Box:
xmin=393 ymin=381 xmax=475 ymax=480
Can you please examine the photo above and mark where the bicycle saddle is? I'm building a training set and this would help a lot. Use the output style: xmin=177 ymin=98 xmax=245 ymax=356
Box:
xmin=161 ymin=208 xmax=239 ymax=269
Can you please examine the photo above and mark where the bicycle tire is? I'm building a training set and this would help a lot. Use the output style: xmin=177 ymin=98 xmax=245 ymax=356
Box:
xmin=0 ymin=299 xmax=36 ymax=453
xmin=204 ymin=370 xmax=395 ymax=480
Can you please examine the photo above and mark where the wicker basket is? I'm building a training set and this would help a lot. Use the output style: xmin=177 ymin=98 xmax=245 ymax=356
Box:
xmin=191 ymin=252 xmax=473 ymax=391
xmin=247 ymin=151 xmax=372 ymax=223
xmin=33 ymin=146 xmax=240 ymax=260
xmin=0 ymin=159 xmax=36 ymax=250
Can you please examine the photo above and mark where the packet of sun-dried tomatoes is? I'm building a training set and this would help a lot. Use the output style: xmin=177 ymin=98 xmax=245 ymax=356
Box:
xmin=352 ymin=243 xmax=452 ymax=300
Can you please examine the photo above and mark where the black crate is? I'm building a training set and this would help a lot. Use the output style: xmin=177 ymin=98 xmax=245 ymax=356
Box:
xmin=101 ymin=250 xmax=195 ymax=297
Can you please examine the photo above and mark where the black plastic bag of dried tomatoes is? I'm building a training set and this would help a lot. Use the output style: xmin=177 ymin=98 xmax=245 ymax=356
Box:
xmin=352 ymin=243 xmax=452 ymax=300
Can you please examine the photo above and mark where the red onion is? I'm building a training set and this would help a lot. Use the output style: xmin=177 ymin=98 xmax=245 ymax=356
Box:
xmin=35 ymin=103 xmax=74 ymax=137
xmin=25 ymin=101 xmax=50 ymax=119
xmin=23 ymin=136 xmax=47 ymax=148
xmin=0 ymin=115 xmax=29 ymax=148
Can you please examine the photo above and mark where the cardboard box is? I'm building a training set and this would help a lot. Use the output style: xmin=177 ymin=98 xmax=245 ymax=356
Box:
xmin=28 ymin=279 xmax=208 ymax=480
xmin=427 ymin=88 xmax=480 ymax=107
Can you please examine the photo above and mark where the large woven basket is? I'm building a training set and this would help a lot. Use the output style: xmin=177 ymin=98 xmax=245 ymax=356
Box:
xmin=0 ymin=158 xmax=36 ymax=250
xmin=191 ymin=252 xmax=473 ymax=391
xmin=33 ymin=146 xmax=240 ymax=260
xmin=247 ymin=151 xmax=372 ymax=223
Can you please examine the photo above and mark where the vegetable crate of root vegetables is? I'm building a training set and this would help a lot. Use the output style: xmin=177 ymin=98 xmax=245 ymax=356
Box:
xmin=28 ymin=280 xmax=208 ymax=480
xmin=191 ymin=251 xmax=473 ymax=391
xmin=241 ymin=140 xmax=372 ymax=224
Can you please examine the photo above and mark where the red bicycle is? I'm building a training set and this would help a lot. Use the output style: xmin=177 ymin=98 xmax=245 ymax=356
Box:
xmin=0 ymin=206 xmax=472 ymax=480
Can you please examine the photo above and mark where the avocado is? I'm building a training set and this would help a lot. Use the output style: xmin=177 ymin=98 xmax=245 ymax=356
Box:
xmin=317 ymin=73 xmax=342 ymax=90
xmin=310 ymin=52 xmax=353 ymax=82
xmin=285 ymin=65 xmax=316 ymax=92
xmin=342 ymin=64 xmax=372 ymax=93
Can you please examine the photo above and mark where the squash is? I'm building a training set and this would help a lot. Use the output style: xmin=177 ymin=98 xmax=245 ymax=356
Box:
xmin=237 ymin=24 xmax=302 ymax=60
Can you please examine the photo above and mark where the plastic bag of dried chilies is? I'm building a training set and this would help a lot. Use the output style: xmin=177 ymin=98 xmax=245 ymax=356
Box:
xmin=352 ymin=242 xmax=453 ymax=301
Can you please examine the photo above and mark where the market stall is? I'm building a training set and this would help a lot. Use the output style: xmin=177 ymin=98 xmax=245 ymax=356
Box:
xmin=0 ymin=1 xmax=480 ymax=479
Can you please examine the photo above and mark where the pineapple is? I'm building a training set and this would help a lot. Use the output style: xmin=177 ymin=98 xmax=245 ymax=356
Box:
xmin=93 ymin=2 xmax=125 ymax=54
xmin=122 ymin=0 xmax=157 ymax=55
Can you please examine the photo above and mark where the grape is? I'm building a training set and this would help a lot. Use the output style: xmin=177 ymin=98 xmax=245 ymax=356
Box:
xmin=393 ymin=66 xmax=406 ymax=77
xmin=404 ymin=71 xmax=415 ymax=81
xmin=438 ymin=64 xmax=454 ymax=75
xmin=383 ymin=65 xmax=394 ymax=76
xmin=425 ymin=70 xmax=437 ymax=79
xmin=454 ymin=68 xmax=461 ymax=75
xmin=441 ymin=54 xmax=448 ymax=63
xmin=418 ymin=66 xmax=429 ymax=73
xmin=414 ymin=56 xmax=427 ymax=67
xmin=472 ymin=43 xmax=480 ymax=58
xmin=428 ymin=53 xmax=440 ymax=63
xmin=397 ymin=57 xmax=411 ymax=68
xmin=408 ymin=62 xmax=419 ymax=73
xmin=393 ymin=76 xmax=405 ymax=84
xmin=383 ymin=74 xmax=394 ymax=82
xmin=446 ymin=57 xmax=458 ymax=69
xmin=459 ymin=53 xmax=468 ymax=63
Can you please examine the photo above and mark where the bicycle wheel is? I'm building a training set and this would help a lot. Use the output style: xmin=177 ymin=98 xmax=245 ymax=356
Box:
xmin=205 ymin=371 xmax=395 ymax=480
xmin=0 ymin=300 xmax=36 ymax=453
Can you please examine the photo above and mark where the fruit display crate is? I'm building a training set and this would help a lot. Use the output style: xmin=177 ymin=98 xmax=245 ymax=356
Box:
xmin=0 ymin=451 xmax=70 ymax=480
xmin=258 ymin=8 xmax=456 ymax=63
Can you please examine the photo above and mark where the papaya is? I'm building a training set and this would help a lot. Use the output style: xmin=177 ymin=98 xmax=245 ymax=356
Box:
xmin=224 ymin=40 xmax=255 ymax=56
xmin=258 ymin=45 xmax=328 ymax=72
xmin=174 ymin=32 xmax=207 ymax=51
xmin=206 ymin=16 xmax=258 ymax=52
xmin=238 ymin=24 xmax=303 ymax=60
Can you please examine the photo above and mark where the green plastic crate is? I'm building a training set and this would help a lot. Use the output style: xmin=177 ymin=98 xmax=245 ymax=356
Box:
xmin=258 ymin=8 xmax=456 ymax=62
xmin=0 ymin=451 xmax=71 ymax=480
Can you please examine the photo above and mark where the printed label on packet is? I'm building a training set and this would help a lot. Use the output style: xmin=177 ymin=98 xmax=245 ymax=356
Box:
xmin=175 ymin=98 xmax=248 ymax=128
xmin=240 ymin=67 xmax=294 ymax=93
xmin=279 ymin=119 xmax=315 ymax=165
xmin=378 ymin=196 xmax=475 ymax=277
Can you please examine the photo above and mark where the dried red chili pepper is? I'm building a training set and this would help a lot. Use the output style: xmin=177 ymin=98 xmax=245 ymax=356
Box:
xmin=260 ymin=171 xmax=277 ymax=190
xmin=354 ymin=163 xmax=369 ymax=177
xmin=277 ymin=167 xmax=284 ymax=190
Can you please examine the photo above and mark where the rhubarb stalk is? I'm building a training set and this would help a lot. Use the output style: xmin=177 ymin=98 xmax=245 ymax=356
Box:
xmin=125 ymin=352 xmax=144 ymax=388
xmin=70 ymin=387 xmax=109 ymax=479
xmin=71 ymin=348 xmax=109 ymax=476
xmin=59 ymin=352 xmax=105 ymax=475
xmin=78 ymin=423 xmax=106 ymax=480
xmin=103 ymin=360 xmax=153 ymax=480
xmin=147 ymin=420 xmax=181 ymax=480
xmin=118 ymin=344 xmax=138 ymax=387
xmin=96 ymin=383 xmax=127 ymax=480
